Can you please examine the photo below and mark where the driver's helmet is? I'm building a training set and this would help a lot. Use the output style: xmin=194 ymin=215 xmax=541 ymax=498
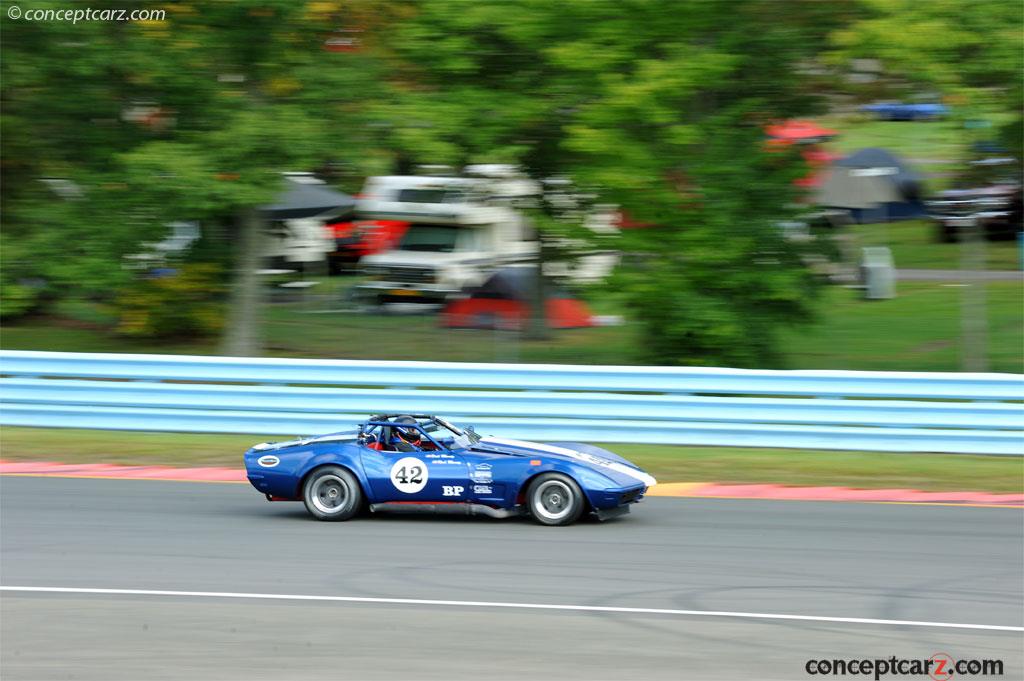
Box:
xmin=392 ymin=415 xmax=421 ymax=444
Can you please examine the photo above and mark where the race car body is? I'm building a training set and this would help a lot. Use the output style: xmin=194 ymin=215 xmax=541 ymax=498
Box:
xmin=244 ymin=414 xmax=655 ymax=526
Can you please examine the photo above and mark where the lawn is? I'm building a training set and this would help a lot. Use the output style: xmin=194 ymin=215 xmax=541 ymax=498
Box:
xmin=1 ymin=426 xmax=1020 ymax=494
xmin=821 ymin=114 xmax=967 ymax=163
xmin=780 ymin=280 xmax=1024 ymax=373
xmin=3 ymin=278 xmax=1020 ymax=372
xmin=849 ymin=220 xmax=1021 ymax=271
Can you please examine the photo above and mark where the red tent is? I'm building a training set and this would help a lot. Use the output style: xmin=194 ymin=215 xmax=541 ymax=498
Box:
xmin=441 ymin=268 xmax=593 ymax=330
xmin=765 ymin=120 xmax=841 ymax=190
xmin=765 ymin=119 xmax=839 ymax=143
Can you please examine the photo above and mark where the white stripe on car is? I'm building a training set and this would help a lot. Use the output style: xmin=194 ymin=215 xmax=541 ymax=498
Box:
xmin=483 ymin=437 xmax=657 ymax=488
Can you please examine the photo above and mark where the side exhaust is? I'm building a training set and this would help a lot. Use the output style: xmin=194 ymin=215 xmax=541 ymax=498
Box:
xmin=369 ymin=502 xmax=523 ymax=519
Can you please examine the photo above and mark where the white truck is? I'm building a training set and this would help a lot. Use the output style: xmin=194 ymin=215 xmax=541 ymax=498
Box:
xmin=355 ymin=166 xmax=617 ymax=305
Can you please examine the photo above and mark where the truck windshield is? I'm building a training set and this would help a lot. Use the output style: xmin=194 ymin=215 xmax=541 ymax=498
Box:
xmin=396 ymin=188 xmax=466 ymax=204
xmin=397 ymin=225 xmax=460 ymax=252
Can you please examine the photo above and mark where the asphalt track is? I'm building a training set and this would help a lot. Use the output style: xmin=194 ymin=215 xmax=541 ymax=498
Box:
xmin=1 ymin=476 xmax=1021 ymax=680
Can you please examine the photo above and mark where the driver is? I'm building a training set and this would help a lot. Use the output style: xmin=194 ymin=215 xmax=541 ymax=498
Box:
xmin=390 ymin=415 xmax=423 ymax=452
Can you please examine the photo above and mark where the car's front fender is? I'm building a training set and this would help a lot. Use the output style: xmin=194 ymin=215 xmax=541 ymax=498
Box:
xmin=517 ymin=462 xmax=628 ymax=511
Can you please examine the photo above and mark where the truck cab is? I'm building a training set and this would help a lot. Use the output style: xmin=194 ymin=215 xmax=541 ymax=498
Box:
xmin=355 ymin=171 xmax=539 ymax=305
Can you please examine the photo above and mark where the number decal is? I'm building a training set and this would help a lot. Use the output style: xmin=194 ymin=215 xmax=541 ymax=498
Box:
xmin=393 ymin=465 xmax=424 ymax=485
xmin=390 ymin=457 xmax=428 ymax=493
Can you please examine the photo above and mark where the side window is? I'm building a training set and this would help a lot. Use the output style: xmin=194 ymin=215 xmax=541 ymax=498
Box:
xmin=361 ymin=424 xmax=387 ymax=451
xmin=362 ymin=421 xmax=452 ymax=453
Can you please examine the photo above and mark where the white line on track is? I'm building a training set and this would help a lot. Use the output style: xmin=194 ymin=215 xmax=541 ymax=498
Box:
xmin=2 ymin=586 xmax=1021 ymax=632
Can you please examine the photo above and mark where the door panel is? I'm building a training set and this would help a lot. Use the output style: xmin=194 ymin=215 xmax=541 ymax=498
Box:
xmin=360 ymin=446 xmax=469 ymax=502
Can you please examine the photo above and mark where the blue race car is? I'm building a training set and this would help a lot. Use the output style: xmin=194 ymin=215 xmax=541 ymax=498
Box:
xmin=244 ymin=414 xmax=656 ymax=526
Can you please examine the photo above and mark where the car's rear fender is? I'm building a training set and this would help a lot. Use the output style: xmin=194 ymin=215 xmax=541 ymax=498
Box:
xmin=297 ymin=460 xmax=367 ymax=502
xmin=295 ymin=449 xmax=371 ymax=499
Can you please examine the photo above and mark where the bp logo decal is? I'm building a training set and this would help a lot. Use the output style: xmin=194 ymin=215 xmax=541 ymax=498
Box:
xmin=257 ymin=455 xmax=280 ymax=468
xmin=390 ymin=457 xmax=428 ymax=494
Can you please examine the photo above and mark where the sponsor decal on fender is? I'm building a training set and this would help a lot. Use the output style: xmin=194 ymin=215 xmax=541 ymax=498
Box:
xmin=256 ymin=455 xmax=280 ymax=468
xmin=471 ymin=462 xmax=493 ymax=483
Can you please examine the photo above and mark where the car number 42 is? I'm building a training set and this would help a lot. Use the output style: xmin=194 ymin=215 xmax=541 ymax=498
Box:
xmin=390 ymin=457 xmax=428 ymax=494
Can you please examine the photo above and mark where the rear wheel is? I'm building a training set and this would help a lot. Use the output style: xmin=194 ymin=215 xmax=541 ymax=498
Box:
xmin=526 ymin=473 xmax=585 ymax=526
xmin=302 ymin=466 xmax=362 ymax=521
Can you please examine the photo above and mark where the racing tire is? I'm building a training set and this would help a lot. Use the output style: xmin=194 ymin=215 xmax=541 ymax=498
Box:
xmin=526 ymin=473 xmax=585 ymax=526
xmin=302 ymin=466 xmax=363 ymax=521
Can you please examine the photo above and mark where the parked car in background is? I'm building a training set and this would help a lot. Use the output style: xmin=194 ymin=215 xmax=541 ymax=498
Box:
xmin=928 ymin=156 xmax=1022 ymax=242
xmin=861 ymin=102 xmax=948 ymax=121
xmin=929 ymin=185 xmax=1022 ymax=242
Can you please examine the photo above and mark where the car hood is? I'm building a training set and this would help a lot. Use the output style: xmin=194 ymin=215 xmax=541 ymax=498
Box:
xmin=472 ymin=437 xmax=657 ymax=488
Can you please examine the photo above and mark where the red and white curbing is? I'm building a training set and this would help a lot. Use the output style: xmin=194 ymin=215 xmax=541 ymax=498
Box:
xmin=1 ymin=460 xmax=1020 ymax=507
xmin=0 ymin=460 xmax=244 ymax=482
xmin=648 ymin=481 xmax=1023 ymax=507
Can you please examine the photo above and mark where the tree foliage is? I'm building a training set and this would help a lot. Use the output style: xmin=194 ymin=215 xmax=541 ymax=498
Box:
xmin=832 ymin=0 xmax=1023 ymax=152
xmin=375 ymin=0 xmax=834 ymax=365
xmin=1 ymin=1 xmax=385 ymax=327
xmin=3 ymin=0 xmax=1015 ymax=365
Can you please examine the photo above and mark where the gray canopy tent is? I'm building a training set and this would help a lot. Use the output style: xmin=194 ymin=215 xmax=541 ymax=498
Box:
xmin=816 ymin=148 xmax=926 ymax=223
xmin=262 ymin=178 xmax=356 ymax=220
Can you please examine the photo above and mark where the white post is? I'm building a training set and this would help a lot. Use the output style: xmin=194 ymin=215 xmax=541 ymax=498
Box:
xmin=958 ymin=211 xmax=988 ymax=372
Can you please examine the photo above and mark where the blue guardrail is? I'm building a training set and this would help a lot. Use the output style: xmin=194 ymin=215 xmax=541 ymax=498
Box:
xmin=1 ymin=351 xmax=1021 ymax=455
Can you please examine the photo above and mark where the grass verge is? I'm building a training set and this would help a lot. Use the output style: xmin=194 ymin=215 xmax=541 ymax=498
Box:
xmin=779 ymin=281 xmax=1023 ymax=373
xmin=3 ymin=280 xmax=1022 ymax=372
xmin=850 ymin=220 xmax=1021 ymax=271
xmin=1 ymin=426 xmax=1020 ymax=494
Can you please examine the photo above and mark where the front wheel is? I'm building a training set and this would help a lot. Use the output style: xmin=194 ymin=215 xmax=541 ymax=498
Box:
xmin=526 ymin=473 xmax=585 ymax=526
xmin=302 ymin=466 xmax=363 ymax=521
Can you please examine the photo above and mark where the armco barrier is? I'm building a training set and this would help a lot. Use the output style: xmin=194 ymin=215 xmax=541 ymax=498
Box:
xmin=0 ymin=350 xmax=1022 ymax=455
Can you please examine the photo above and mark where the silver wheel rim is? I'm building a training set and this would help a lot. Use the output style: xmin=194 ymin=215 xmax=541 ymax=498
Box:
xmin=310 ymin=474 xmax=349 ymax=514
xmin=532 ymin=480 xmax=574 ymax=521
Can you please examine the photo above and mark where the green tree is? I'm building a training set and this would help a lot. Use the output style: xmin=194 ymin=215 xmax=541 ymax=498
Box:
xmin=3 ymin=0 xmax=848 ymax=366
xmin=376 ymin=0 xmax=832 ymax=365
xmin=831 ymin=0 xmax=1024 ymax=152
xmin=1 ymin=1 xmax=390 ymax=352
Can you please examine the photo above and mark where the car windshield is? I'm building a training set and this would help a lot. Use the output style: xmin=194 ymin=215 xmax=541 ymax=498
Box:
xmin=434 ymin=416 xmax=481 ymax=449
